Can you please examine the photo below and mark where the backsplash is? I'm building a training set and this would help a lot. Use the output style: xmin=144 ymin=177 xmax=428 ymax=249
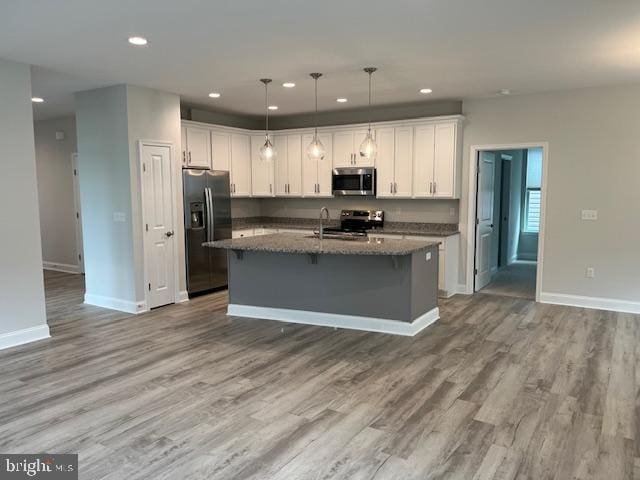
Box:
xmin=259 ymin=198 xmax=459 ymax=224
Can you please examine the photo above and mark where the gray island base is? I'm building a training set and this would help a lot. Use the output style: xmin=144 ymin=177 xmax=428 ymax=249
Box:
xmin=207 ymin=233 xmax=440 ymax=336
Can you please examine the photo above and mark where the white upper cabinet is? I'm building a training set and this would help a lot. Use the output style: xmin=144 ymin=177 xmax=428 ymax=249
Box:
xmin=393 ymin=127 xmax=413 ymax=197
xmin=433 ymin=123 xmax=457 ymax=198
xmin=181 ymin=126 xmax=187 ymax=166
xmin=230 ymin=133 xmax=251 ymax=197
xmin=274 ymin=134 xmax=303 ymax=197
xmin=332 ymin=129 xmax=374 ymax=167
xmin=184 ymin=126 xmax=211 ymax=169
xmin=376 ymin=127 xmax=413 ymax=198
xmin=250 ymin=134 xmax=275 ymax=197
xmin=375 ymin=128 xmax=395 ymax=197
xmin=413 ymin=121 xmax=460 ymax=199
xmin=302 ymin=133 xmax=333 ymax=197
xmin=211 ymin=130 xmax=231 ymax=171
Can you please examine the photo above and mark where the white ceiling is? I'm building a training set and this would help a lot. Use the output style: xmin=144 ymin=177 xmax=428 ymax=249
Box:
xmin=3 ymin=0 xmax=640 ymax=120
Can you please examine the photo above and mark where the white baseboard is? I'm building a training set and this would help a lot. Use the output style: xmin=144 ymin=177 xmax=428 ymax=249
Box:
xmin=227 ymin=304 xmax=439 ymax=337
xmin=0 ymin=324 xmax=50 ymax=351
xmin=43 ymin=261 xmax=81 ymax=274
xmin=518 ymin=253 xmax=538 ymax=261
xmin=176 ymin=290 xmax=189 ymax=303
xmin=84 ymin=293 xmax=147 ymax=314
xmin=456 ymin=284 xmax=472 ymax=295
xmin=540 ymin=292 xmax=640 ymax=315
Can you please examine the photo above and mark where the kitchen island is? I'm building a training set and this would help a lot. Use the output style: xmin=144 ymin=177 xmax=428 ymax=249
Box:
xmin=206 ymin=233 xmax=440 ymax=336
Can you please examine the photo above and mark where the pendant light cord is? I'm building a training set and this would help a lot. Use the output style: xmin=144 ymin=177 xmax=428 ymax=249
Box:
xmin=314 ymin=76 xmax=318 ymax=137
xmin=368 ymin=72 xmax=372 ymax=132
xmin=265 ymin=82 xmax=269 ymax=137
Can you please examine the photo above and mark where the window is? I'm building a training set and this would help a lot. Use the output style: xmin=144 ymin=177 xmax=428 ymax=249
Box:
xmin=523 ymin=148 xmax=542 ymax=233
xmin=524 ymin=188 xmax=541 ymax=232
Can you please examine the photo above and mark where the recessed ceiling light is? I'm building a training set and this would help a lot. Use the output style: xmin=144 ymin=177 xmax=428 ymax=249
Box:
xmin=419 ymin=88 xmax=433 ymax=94
xmin=336 ymin=98 xmax=348 ymax=103
xmin=208 ymin=92 xmax=221 ymax=98
xmin=268 ymin=105 xmax=278 ymax=110
xmin=499 ymin=89 xmax=511 ymax=95
xmin=282 ymin=82 xmax=295 ymax=88
xmin=31 ymin=97 xmax=44 ymax=103
xmin=128 ymin=36 xmax=148 ymax=46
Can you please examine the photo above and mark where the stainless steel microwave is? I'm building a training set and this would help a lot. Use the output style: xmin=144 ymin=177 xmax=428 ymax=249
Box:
xmin=332 ymin=167 xmax=376 ymax=196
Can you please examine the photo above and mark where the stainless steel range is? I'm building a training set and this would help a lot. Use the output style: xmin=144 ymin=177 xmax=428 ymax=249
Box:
xmin=313 ymin=209 xmax=384 ymax=240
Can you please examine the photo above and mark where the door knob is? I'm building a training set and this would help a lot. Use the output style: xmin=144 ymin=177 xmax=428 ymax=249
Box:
xmin=165 ymin=231 xmax=175 ymax=237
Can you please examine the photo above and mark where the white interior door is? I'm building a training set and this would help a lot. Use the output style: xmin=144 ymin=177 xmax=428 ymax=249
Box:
xmin=141 ymin=143 xmax=175 ymax=309
xmin=71 ymin=153 xmax=84 ymax=273
xmin=475 ymin=151 xmax=496 ymax=290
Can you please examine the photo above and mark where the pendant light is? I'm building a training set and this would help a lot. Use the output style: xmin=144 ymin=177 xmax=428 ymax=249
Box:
xmin=258 ymin=78 xmax=276 ymax=161
xmin=307 ymin=72 xmax=326 ymax=161
xmin=359 ymin=67 xmax=378 ymax=161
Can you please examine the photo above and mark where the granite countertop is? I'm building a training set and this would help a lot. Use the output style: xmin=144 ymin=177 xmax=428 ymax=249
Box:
xmin=206 ymin=233 xmax=440 ymax=256
xmin=233 ymin=216 xmax=459 ymax=237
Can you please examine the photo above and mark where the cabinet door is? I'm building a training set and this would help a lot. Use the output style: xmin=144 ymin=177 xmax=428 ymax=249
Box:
xmin=211 ymin=130 xmax=231 ymax=171
xmin=333 ymin=130 xmax=354 ymax=167
xmin=394 ymin=127 xmax=413 ymax=197
xmin=316 ymin=133 xmax=333 ymax=196
xmin=181 ymin=126 xmax=187 ymax=166
xmin=185 ymin=126 xmax=211 ymax=168
xmin=375 ymin=128 xmax=395 ymax=198
xmin=286 ymin=135 xmax=303 ymax=196
xmin=413 ymin=124 xmax=435 ymax=198
xmin=354 ymin=129 xmax=375 ymax=167
xmin=274 ymin=135 xmax=288 ymax=196
xmin=230 ymin=133 xmax=251 ymax=197
xmin=302 ymin=133 xmax=319 ymax=196
xmin=250 ymin=135 xmax=275 ymax=197
xmin=433 ymin=123 xmax=456 ymax=198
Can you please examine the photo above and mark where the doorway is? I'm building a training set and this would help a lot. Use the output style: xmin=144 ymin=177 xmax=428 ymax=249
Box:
xmin=139 ymin=141 xmax=178 ymax=309
xmin=471 ymin=146 xmax=545 ymax=300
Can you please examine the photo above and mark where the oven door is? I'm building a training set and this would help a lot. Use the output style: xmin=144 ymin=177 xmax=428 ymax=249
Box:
xmin=332 ymin=168 xmax=376 ymax=196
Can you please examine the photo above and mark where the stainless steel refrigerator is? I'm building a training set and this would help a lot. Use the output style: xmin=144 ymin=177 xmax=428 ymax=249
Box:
xmin=183 ymin=169 xmax=231 ymax=295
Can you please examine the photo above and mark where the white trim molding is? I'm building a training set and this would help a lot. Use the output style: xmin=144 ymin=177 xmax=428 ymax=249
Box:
xmin=177 ymin=290 xmax=189 ymax=303
xmin=540 ymin=292 xmax=640 ymax=315
xmin=84 ymin=293 xmax=147 ymax=314
xmin=227 ymin=304 xmax=440 ymax=336
xmin=43 ymin=261 xmax=81 ymax=274
xmin=0 ymin=325 xmax=50 ymax=351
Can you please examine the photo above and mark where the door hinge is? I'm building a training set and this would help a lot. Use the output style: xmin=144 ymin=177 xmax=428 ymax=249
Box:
xmin=475 ymin=218 xmax=480 ymax=225
xmin=474 ymin=268 xmax=478 ymax=275
xmin=78 ymin=254 xmax=82 ymax=260
xmin=145 ymin=223 xmax=149 ymax=232
xmin=73 ymin=169 xmax=77 ymax=176
xmin=142 ymin=163 xmax=146 ymax=172
xmin=148 ymin=282 xmax=151 ymax=291
xmin=76 ymin=212 xmax=80 ymax=219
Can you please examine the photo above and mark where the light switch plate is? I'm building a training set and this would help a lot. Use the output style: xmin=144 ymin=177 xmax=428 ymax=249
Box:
xmin=113 ymin=212 xmax=126 ymax=222
xmin=581 ymin=210 xmax=598 ymax=220
xmin=425 ymin=252 xmax=432 ymax=261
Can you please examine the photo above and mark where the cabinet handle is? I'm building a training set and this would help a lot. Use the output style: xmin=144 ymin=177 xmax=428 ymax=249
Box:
xmin=188 ymin=151 xmax=192 ymax=163
xmin=390 ymin=182 xmax=393 ymax=194
xmin=433 ymin=182 xmax=437 ymax=195
xmin=394 ymin=182 xmax=397 ymax=194
xmin=182 ymin=151 xmax=186 ymax=163
xmin=270 ymin=183 xmax=272 ymax=194
xmin=429 ymin=182 xmax=433 ymax=194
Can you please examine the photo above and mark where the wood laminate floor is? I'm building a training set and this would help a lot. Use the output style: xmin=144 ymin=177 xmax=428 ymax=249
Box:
xmin=480 ymin=262 xmax=537 ymax=300
xmin=1 ymin=270 xmax=639 ymax=479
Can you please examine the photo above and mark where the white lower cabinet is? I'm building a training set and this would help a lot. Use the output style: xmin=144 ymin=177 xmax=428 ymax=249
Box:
xmin=403 ymin=234 xmax=460 ymax=298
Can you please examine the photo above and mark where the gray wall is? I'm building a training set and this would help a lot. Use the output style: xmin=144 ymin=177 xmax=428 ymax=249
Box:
xmin=260 ymin=197 xmax=459 ymax=224
xmin=461 ymin=84 xmax=640 ymax=302
xmin=34 ymin=115 xmax=78 ymax=267
xmin=184 ymin=100 xmax=462 ymax=131
xmin=76 ymin=85 xmax=136 ymax=304
xmin=126 ymin=85 xmax=183 ymax=299
xmin=0 ymin=59 xmax=48 ymax=336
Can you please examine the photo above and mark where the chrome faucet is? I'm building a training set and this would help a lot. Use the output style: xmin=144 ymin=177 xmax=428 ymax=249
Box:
xmin=319 ymin=207 xmax=330 ymax=240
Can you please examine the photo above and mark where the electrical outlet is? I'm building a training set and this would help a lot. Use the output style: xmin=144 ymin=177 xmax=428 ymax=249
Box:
xmin=586 ymin=267 xmax=595 ymax=278
xmin=581 ymin=210 xmax=598 ymax=220
xmin=449 ymin=207 xmax=456 ymax=217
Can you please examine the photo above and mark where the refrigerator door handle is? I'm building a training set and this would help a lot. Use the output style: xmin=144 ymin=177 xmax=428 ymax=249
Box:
xmin=204 ymin=187 xmax=211 ymax=242
xmin=206 ymin=187 xmax=215 ymax=242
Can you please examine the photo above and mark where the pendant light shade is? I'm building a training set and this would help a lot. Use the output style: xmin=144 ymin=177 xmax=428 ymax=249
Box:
xmin=307 ymin=72 xmax=326 ymax=161
xmin=259 ymin=78 xmax=276 ymax=162
xmin=359 ymin=67 xmax=378 ymax=161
